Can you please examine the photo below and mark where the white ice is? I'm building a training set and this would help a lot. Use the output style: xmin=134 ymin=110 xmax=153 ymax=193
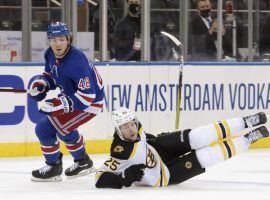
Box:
xmin=0 ymin=149 xmax=270 ymax=200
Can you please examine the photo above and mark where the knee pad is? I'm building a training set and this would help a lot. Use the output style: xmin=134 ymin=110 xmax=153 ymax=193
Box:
xmin=167 ymin=151 xmax=205 ymax=185
xmin=35 ymin=117 xmax=57 ymax=142
xmin=57 ymin=130 xmax=80 ymax=144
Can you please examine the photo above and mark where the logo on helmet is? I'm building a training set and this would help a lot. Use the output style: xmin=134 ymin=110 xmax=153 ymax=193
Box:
xmin=111 ymin=107 xmax=138 ymax=141
xmin=47 ymin=22 xmax=70 ymax=38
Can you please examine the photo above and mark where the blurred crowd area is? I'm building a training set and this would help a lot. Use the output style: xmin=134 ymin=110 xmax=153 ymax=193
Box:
xmin=1 ymin=0 xmax=270 ymax=62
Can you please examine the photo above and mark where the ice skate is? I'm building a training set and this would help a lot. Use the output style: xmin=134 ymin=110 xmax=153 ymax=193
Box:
xmin=65 ymin=154 xmax=96 ymax=179
xmin=31 ymin=154 xmax=63 ymax=182
xmin=243 ymin=112 xmax=267 ymax=127
xmin=244 ymin=126 xmax=269 ymax=144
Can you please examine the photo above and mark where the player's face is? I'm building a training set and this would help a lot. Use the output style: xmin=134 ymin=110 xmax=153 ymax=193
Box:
xmin=198 ymin=0 xmax=211 ymax=11
xmin=119 ymin=120 xmax=138 ymax=141
xmin=128 ymin=0 xmax=140 ymax=5
xmin=49 ymin=36 xmax=70 ymax=58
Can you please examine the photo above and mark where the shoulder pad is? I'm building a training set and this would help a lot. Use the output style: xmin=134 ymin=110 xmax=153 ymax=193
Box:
xmin=110 ymin=134 xmax=136 ymax=160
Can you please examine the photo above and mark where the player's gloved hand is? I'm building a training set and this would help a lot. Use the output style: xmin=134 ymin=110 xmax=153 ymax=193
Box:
xmin=118 ymin=164 xmax=146 ymax=187
xmin=29 ymin=78 xmax=49 ymax=101
xmin=39 ymin=95 xmax=74 ymax=117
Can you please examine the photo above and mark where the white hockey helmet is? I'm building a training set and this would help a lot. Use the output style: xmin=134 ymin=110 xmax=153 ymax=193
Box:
xmin=111 ymin=107 xmax=138 ymax=140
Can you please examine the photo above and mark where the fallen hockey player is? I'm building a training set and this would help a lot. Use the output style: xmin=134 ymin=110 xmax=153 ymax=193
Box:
xmin=95 ymin=107 xmax=269 ymax=188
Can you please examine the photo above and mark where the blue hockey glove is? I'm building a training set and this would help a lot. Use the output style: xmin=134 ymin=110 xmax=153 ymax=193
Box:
xmin=29 ymin=78 xmax=49 ymax=101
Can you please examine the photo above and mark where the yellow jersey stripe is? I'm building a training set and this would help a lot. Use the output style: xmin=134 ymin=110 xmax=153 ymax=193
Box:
xmin=158 ymin=155 xmax=169 ymax=186
xmin=154 ymin=178 xmax=161 ymax=187
xmin=95 ymin=171 xmax=104 ymax=180
xmin=138 ymin=126 xmax=143 ymax=135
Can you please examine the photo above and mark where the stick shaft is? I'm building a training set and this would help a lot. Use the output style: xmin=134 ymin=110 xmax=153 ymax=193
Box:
xmin=160 ymin=31 xmax=184 ymax=130
xmin=0 ymin=88 xmax=28 ymax=93
xmin=175 ymin=58 xmax=183 ymax=130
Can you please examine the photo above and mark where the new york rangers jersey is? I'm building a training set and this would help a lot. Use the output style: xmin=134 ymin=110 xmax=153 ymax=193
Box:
xmin=95 ymin=124 xmax=170 ymax=187
xmin=43 ymin=46 xmax=104 ymax=114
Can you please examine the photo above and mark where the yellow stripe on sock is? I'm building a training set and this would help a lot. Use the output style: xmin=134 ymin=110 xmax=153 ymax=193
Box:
xmin=227 ymin=139 xmax=236 ymax=156
xmin=218 ymin=143 xmax=228 ymax=160
xmin=214 ymin=122 xmax=223 ymax=140
xmin=222 ymin=120 xmax=232 ymax=138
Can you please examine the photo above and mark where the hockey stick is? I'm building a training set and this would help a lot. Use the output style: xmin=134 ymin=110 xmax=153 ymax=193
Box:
xmin=161 ymin=31 xmax=184 ymax=130
xmin=0 ymin=88 xmax=33 ymax=94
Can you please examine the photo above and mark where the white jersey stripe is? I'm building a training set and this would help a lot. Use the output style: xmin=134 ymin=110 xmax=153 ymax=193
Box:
xmin=74 ymin=93 xmax=92 ymax=106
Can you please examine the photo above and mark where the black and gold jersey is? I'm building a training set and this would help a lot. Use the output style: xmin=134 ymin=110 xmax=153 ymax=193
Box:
xmin=95 ymin=125 xmax=170 ymax=187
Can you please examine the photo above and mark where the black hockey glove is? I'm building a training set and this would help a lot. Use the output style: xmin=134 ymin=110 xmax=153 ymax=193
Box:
xmin=118 ymin=164 xmax=146 ymax=187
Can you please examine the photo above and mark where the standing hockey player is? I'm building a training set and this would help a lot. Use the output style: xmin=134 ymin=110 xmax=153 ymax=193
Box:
xmin=95 ymin=107 xmax=269 ymax=188
xmin=29 ymin=22 xmax=104 ymax=182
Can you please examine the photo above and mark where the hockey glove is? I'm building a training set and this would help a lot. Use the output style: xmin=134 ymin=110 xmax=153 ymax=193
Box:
xmin=118 ymin=164 xmax=146 ymax=187
xmin=29 ymin=78 xmax=49 ymax=101
xmin=39 ymin=95 xmax=74 ymax=117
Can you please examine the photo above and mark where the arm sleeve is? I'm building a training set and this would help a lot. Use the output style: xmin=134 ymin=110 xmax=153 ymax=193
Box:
xmin=145 ymin=133 xmax=156 ymax=140
xmin=68 ymin=59 xmax=98 ymax=111
xmin=95 ymin=154 xmax=130 ymax=189
xmin=95 ymin=171 xmax=123 ymax=189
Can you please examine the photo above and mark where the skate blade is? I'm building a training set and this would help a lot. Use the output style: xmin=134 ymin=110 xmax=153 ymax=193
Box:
xmin=31 ymin=175 xmax=62 ymax=182
xmin=66 ymin=167 xmax=97 ymax=179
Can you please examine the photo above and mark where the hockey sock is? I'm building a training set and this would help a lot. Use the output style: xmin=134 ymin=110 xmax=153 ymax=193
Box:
xmin=189 ymin=117 xmax=246 ymax=150
xmin=41 ymin=140 xmax=61 ymax=163
xmin=65 ymin=134 xmax=86 ymax=160
xmin=195 ymin=136 xmax=249 ymax=168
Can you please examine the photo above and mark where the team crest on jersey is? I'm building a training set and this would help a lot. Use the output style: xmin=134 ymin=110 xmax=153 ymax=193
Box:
xmin=185 ymin=161 xmax=192 ymax=169
xmin=49 ymin=63 xmax=58 ymax=77
xmin=146 ymin=148 xmax=157 ymax=168
xmin=113 ymin=145 xmax=124 ymax=153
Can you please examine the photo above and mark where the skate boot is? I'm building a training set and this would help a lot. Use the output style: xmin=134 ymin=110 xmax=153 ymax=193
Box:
xmin=31 ymin=153 xmax=63 ymax=182
xmin=65 ymin=154 xmax=96 ymax=179
xmin=244 ymin=126 xmax=269 ymax=144
xmin=243 ymin=112 xmax=267 ymax=128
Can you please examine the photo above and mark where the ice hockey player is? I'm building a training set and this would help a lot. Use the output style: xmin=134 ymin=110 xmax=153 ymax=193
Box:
xmin=29 ymin=22 xmax=104 ymax=182
xmin=95 ymin=107 xmax=269 ymax=188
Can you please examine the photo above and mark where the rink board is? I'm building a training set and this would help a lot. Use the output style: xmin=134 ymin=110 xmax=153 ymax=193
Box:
xmin=0 ymin=62 xmax=270 ymax=157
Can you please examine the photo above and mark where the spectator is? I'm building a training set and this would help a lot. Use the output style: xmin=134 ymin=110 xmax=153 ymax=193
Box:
xmin=110 ymin=0 xmax=141 ymax=61
xmin=150 ymin=2 xmax=180 ymax=61
xmin=259 ymin=7 xmax=270 ymax=56
xmin=189 ymin=0 xmax=232 ymax=61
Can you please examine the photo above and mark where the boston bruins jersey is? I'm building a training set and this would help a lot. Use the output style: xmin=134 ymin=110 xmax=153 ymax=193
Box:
xmin=95 ymin=125 xmax=170 ymax=187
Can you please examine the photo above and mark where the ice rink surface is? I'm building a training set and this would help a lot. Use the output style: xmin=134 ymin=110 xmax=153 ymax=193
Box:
xmin=0 ymin=149 xmax=269 ymax=200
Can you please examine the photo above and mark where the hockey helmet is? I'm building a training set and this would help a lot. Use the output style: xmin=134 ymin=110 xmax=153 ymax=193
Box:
xmin=47 ymin=22 xmax=70 ymax=38
xmin=111 ymin=107 xmax=138 ymax=140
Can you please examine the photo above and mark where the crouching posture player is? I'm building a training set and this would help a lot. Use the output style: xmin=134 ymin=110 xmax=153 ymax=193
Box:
xmin=95 ymin=107 xmax=269 ymax=188
xmin=29 ymin=22 xmax=104 ymax=182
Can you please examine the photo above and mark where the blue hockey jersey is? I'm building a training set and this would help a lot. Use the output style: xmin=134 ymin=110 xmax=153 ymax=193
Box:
xmin=43 ymin=46 xmax=104 ymax=114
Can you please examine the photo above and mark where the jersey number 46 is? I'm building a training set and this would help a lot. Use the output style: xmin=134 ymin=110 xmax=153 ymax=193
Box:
xmin=78 ymin=77 xmax=90 ymax=90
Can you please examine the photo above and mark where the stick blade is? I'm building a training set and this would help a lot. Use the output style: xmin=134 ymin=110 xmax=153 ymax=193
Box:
xmin=161 ymin=31 xmax=182 ymax=47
